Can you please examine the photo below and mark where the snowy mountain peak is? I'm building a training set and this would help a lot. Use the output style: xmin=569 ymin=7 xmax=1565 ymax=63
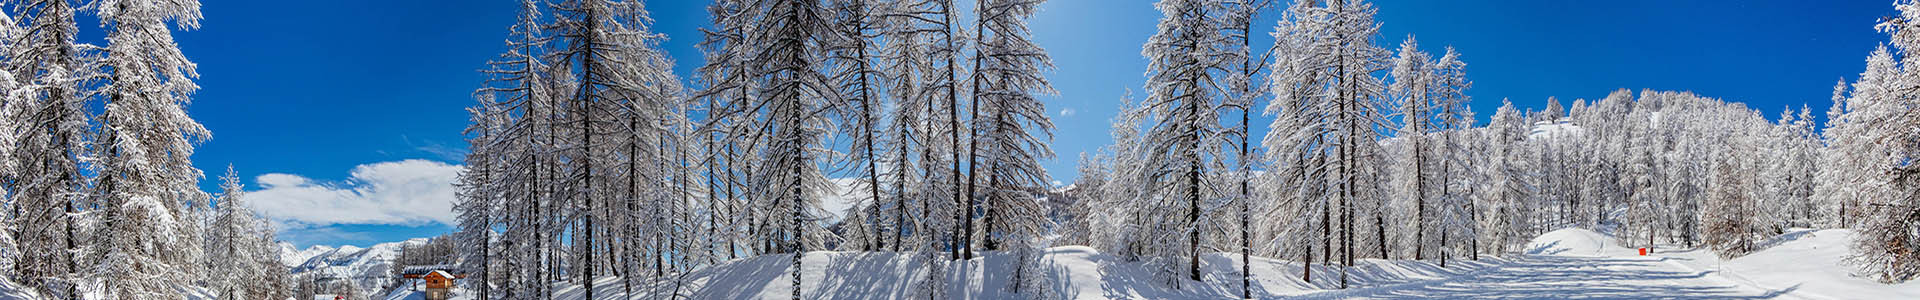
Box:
xmin=280 ymin=238 xmax=432 ymax=296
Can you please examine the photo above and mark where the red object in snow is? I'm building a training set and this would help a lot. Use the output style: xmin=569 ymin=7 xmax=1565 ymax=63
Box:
xmin=1639 ymin=248 xmax=1648 ymax=256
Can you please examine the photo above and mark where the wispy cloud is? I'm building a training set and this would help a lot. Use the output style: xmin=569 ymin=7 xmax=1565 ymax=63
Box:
xmin=272 ymin=223 xmax=373 ymax=249
xmin=401 ymin=135 xmax=468 ymax=161
xmin=245 ymin=159 xmax=464 ymax=226
xmin=1059 ymin=108 xmax=1077 ymax=117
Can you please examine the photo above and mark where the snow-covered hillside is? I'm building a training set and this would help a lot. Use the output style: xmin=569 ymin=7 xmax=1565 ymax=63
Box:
xmin=282 ymin=239 xmax=431 ymax=295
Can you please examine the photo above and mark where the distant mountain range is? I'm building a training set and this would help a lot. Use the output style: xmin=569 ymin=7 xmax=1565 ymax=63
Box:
xmin=280 ymin=238 xmax=429 ymax=295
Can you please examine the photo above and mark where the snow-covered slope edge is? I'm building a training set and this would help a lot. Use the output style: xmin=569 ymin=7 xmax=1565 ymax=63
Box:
xmin=1524 ymin=227 xmax=1920 ymax=300
xmin=1672 ymin=229 xmax=1920 ymax=300
xmin=0 ymin=277 xmax=42 ymax=300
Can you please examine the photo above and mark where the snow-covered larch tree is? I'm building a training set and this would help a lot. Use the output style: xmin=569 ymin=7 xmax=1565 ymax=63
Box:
xmin=1846 ymin=0 xmax=1920 ymax=281
xmin=0 ymin=8 xmax=23 ymax=282
xmin=733 ymin=0 xmax=843 ymax=298
xmin=86 ymin=0 xmax=211 ymax=298
xmin=1387 ymin=36 xmax=1435 ymax=261
xmin=826 ymin=0 xmax=891 ymax=252
xmin=1138 ymin=0 xmax=1226 ymax=285
xmin=1264 ymin=0 xmax=1392 ymax=289
xmin=208 ymin=166 xmax=286 ymax=300
xmin=969 ymin=0 xmax=1056 ymax=295
xmin=4 ymin=0 xmax=90 ymax=296
xmin=1219 ymin=0 xmax=1272 ymax=296
xmin=452 ymin=94 xmax=506 ymax=300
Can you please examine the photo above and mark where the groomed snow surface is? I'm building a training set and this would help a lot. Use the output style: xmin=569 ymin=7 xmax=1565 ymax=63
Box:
xmin=378 ymin=228 xmax=1917 ymax=299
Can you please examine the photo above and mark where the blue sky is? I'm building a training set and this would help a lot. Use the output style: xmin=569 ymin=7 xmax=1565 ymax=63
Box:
xmin=155 ymin=0 xmax=1891 ymax=248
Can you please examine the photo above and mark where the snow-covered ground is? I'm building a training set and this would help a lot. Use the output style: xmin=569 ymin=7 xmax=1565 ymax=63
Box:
xmin=0 ymin=278 xmax=40 ymax=300
xmin=485 ymin=227 xmax=1919 ymax=299
xmin=1507 ymin=227 xmax=1920 ymax=300
xmin=514 ymin=247 xmax=1504 ymax=299
xmin=1642 ymin=229 xmax=1920 ymax=300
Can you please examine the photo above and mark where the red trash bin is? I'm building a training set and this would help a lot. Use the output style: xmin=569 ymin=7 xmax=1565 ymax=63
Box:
xmin=1639 ymin=248 xmax=1648 ymax=256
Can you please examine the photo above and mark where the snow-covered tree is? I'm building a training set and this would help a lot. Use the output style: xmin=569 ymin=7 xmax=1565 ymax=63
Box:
xmin=0 ymin=7 xmax=24 ymax=282
xmin=472 ymin=0 xmax=556 ymax=296
xmin=1846 ymin=1 xmax=1920 ymax=281
xmin=1428 ymin=47 xmax=1473 ymax=266
xmin=826 ymin=0 xmax=891 ymax=252
xmin=732 ymin=1 xmax=843 ymax=298
xmin=968 ymin=0 xmax=1056 ymax=295
xmin=1136 ymin=0 xmax=1227 ymax=284
xmin=1387 ymin=36 xmax=1435 ymax=261
xmin=1703 ymin=135 xmax=1761 ymax=258
xmin=694 ymin=0 xmax=753 ymax=264
xmin=1760 ymin=107 xmax=1820 ymax=230
xmin=865 ymin=0 xmax=964 ymax=295
xmin=873 ymin=0 xmax=932 ymax=252
xmin=452 ymin=94 xmax=505 ymax=299
xmin=1819 ymin=46 xmax=1898 ymax=231
xmin=1264 ymin=0 xmax=1392 ymax=288
xmin=4 ymin=0 xmax=90 ymax=296
xmin=86 ymin=0 xmax=211 ymax=298
xmin=208 ymin=166 xmax=287 ymax=300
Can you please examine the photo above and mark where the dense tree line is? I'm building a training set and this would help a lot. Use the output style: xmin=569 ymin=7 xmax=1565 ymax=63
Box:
xmin=454 ymin=0 xmax=1059 ymax=298
xmin=1057 ymin=0 xmax=1920 ymax=291
xmin=0 ymin=0 xmax=290 ymax=299
xmin=448 ymin=1 xmax=1920 ymax=299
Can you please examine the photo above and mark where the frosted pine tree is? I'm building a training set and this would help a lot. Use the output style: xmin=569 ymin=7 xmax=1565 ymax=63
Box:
xmin=1481 ymin=100 xmax=1528 ymax=253
xmin=1848 ymin=1 xmax=1920 ymax=281
xmin=1820 ymin=46 xmax=1897 ymax=229
xmin=453 ymin=95 xmax=506 ymax=299
xmin=209 ymin=166 xmax=284 ymax=300
xmin=473 ymin=0 xmax=554 ymax=296
xmin=1622 ymin=97 xmax=1667 ymax=248
xmin=1138 ymin=0 xmax=1225 ymax=284
xmin=827 ymin=0 xmax=891 ymax=252
xmin=875 ymin=0 xmax=932 ymax=252
xmin=729 ymin=1 xmax=844 ymax=298
xmin=1218 ymin=0 xmax=1270 ymax=297
xmin=1430 ymin=47 xmax=1474 ymax=266
xmin=868 ymin=0 xmax=962 ymax=293
xmin=969 ymin=0 xmax=1057 ymax=295
xmin=1703 ymin=136 xmax=1760 ymax=258
xmin=0 ymin=10 xmax=21 ymax=280
xmin=1265 ymin=0 xmax=1392 ymax=288
xmin=1387 ymin=36 xmax=1435 ymax=261
xmin=694 ymin=0 xmax=753 ymax=263
xmin=1815 ymin=80 xmax=1854 ymax=227
xmin=1092 ymin=91 xmax=1154 ymax=262
xmin=86 ymin=0 xmax=211 ymax=298
xmin=4 ymin=0 xmax=90 ymax=296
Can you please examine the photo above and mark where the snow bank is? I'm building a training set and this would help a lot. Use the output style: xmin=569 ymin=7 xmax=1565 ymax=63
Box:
xmin=0 ymin=278 xmax=41 ymax=300
xmin=1664 ymin=229 xmax=1920 ymax=300
xmin=1524 ymin=227 xmax=1633 ymax=257
xmin=1527 ymin=226 xmax=1920 ymax=299
xmin=539 ymin=246 xmax=1506 ymax=299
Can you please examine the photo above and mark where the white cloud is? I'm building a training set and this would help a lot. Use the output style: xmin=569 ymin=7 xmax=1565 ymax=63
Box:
xmin=245 ymin=159 xmax=464 ymax=226
xmin=1059 ymin=108 xmax=1077 ymax=117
